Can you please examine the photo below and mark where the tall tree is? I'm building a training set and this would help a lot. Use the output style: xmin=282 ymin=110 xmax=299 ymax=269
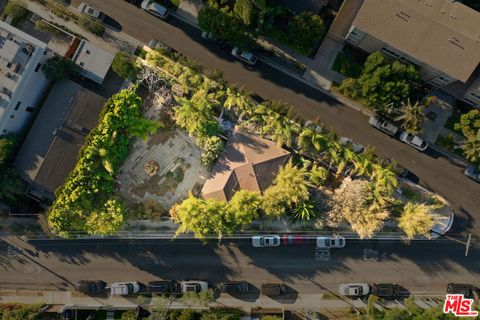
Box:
xmin=394 ymin=98 xmax=426 ymax=134
xmin=340 ymin=51 xmax=421 ymax=111
xmin=329 ymin=178 xmax=389 ymax=239
xmin=171 ymin=194 xmax=233 ymax=239
xmin=228 ymin=190 xmax=261 ymax=226
xmin=262 ymin=161 xmax=312 ymax=217
xmin=398 ymin=202 xmax=436 ymax=239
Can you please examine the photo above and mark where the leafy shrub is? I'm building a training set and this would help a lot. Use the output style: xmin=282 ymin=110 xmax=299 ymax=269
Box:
xmin=4 ymin=1 xmax=29 ymax=26
xmin=34 ymin=20 xmax=62 ymax=36
xmin=338 ymin=51 xmax=421 ymax=111
xmin=201 ymin=136 xmax=224 ymax=166
xmin=42 ymin=56 xmax=77 ymax=81
xmin=112 ymin=52 xmax=138 ymax=80
xmin=78 ymin=15 xmax=105 ymax=36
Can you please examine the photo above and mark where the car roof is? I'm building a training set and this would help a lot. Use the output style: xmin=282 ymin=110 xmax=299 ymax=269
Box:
xmin=149 ymin=2 xmax=167 ymax=14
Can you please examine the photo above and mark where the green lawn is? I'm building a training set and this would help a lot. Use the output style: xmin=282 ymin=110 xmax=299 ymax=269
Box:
xmin=332 ymin=45 xmax=366 ymax=78
xmin=154 ymin=0 xmax=181 ymax=11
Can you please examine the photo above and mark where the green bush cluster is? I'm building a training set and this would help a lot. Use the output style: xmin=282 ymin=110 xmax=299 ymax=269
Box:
xmin=163 ymin=308 xmax=241 ymax=320
xmin=112 ymin=52 xmax=139 ymax=80
xmin=78 ymin=15 xmax=105 ymax=36
xmin=42 ymin=56 xmax=78 ymax=82
xmin=48 ymin=88 xmax=161 ymax=236
xmin=199 ymin=0 xmax=325 ymax=55
xmin=3 ymin=0 xmax=29 ymax=26
xmin=339 ymin=51 xmax=421 ymax=112
xmin=34 ymin=20 xmax=63 ymax=36
xmin=0 ymin=304 xmax=42 ymax=320
xmin=0 ymin=136 xmax=24 ymax=203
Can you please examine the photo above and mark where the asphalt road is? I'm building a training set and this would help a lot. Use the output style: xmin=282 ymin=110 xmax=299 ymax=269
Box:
xmin=0 ymin=238 xmax=478 ymax=295
xmin=65 ymin=0 xmax=480 ymax=241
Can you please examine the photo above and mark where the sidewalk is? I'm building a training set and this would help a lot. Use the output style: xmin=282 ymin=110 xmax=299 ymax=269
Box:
xmin=0 ymin=289 xmax=442 ymax=313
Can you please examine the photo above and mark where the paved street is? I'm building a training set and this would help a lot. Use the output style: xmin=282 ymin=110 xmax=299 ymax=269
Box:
xmin=66 ymin=0 xmax=480 ymax=241
xmin=0 ymin=238 xmax=478 ymax=295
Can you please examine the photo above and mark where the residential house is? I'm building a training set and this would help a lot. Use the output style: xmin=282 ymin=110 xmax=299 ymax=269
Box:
xmin=344 ymin=0 xmax=480 ymax=107
xmin=201 ymin=129 xmax=291 ymax=202
xmin=0 ymin=20 xmax=51 ymax=136
xmin=15 ymin=80 xmax=105 ymax=203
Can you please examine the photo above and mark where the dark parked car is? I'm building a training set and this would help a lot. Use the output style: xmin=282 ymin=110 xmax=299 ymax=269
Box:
xmin=465 ymin=165 xmax=480 ymax=183
xmin=371 ymin=283 xmax=402 ymax=299
xmin=220 ymin=281 xmax=249 ymax=294
xmin=261 ymin=283 xmax=287 ymax=296
xmin=74 ymin=280 xmax=106 ymax=295
xmin=147 ymin=280 xmax=179 ymax=294
xmin=447 ymin=283 xmax=477 ymax=299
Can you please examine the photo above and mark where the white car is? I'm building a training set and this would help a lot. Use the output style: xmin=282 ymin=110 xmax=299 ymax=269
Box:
xmin=252 ymin=235 xmax=280 ymax=247
xmin=108 ymin=281 xmax=140 ymax=296
xmin=339 ymin=283 xmax=370 ymax=297
xmin=316 ymin=236 xmax=346 ymax=248
xmin=368 ymin=116 xmax=399 ymax=136
xmin=399 ymin=132 xmax=428 ymax=151
xmin=338 ymin=137 xmax=366 ymax=154
xmin=180 ymin=280 xmax=209 ymax=293
xmin=141 ymin=0 xmax=169 ymax=19
xmin=231 ymin=47 xmax=258 ymax=65
xmin=78 ymin=3 xmax=105 ymax=21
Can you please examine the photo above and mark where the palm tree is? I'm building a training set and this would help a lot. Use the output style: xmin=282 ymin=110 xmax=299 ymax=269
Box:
xmin=224 ymin=87 xmax=252 ymax=117
xmin=394 ymin=98 xmax=426 ymax=134
xmin=291 ymin=201 xmax=316 ymax=221
xmin=298 ymin=128 xmax=313 ymax=153
xmin=461 ymin=134 xmax=480 ymax=163
xmin=370 ymin=164 xmax=398 ymax=198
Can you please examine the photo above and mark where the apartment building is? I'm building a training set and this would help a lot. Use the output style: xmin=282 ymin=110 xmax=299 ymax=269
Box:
xmin=0 ymin=21 xmax=51 ymax=136
xmin=345 ymin=0 xmax=480 ymax=107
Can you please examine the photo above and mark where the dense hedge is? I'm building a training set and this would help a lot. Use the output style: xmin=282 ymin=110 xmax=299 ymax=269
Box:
xmin=48 ymin=88 xmax=155 ymax=236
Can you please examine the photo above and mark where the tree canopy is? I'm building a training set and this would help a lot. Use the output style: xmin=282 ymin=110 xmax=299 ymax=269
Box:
xmin=112 ymin=52 xmax=138 ymax=80
xmin=42 ymin=56 xmax=77 ymax=82
xmin=339 ymin=51 xmax=421 ymax=111
xmin=398 ymin=202 xmax=436 ymax=239
xmin=329 ymin=178 xmax=389 ymax=239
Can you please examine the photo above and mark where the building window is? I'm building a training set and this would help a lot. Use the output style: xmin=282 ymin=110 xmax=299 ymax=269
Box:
xmin=34 ymin=63 xmax=41 ymax=72
xmin=381 ymin=47 xmax=401 ymax=59
xmin=14 ymin=101 xmax=21 ymax=110
xmin=464 ymin=98 xmax=479 ymax=107
xmin=469 ymin=92 xmax=480 ymax=100
xmin=346 ymin=27 xmax=365 ymax=45
xmin=25 ymin=107 xmax=34 ymax=112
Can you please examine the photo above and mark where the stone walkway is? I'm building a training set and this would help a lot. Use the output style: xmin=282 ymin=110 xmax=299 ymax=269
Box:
xmin=420 ymin=91 xmax=455 ymax=143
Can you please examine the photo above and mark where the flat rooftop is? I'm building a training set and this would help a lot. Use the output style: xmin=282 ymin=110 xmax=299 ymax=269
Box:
xmin=0 ymin=21 xmax=47 ymax=109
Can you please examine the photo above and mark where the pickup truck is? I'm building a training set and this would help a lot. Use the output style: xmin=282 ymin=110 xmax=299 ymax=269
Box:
xmin=368 ymin=116 xmax=399 ymax=136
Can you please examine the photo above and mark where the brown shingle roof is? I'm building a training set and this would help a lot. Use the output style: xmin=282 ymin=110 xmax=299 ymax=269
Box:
xmin=201 ymin=129 xmax=290 ymax=201
xmin=352 ymin=0 xmax=480 ymax=82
